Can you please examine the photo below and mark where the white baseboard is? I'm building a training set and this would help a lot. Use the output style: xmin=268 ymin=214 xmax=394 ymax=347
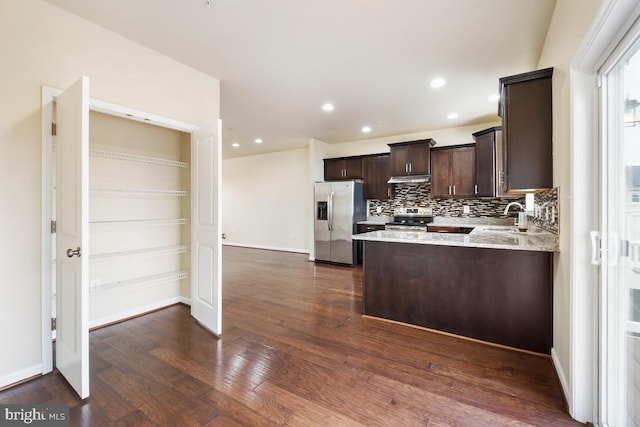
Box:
xmin=179 ymin=296 xmax=191 ymax=306
xmin=551 ymin=347 xmax=571 ymax=413
xmin=0 ymin=364 xmax=42 ymax=390
xmin=89 ymin=296 xmax=184 ymax=329
xmin=222 ymin=241 xmax=310 ymax=255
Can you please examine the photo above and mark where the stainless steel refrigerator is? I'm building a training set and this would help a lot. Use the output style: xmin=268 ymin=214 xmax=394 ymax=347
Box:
xmin=314 ymin=181 xmax=366 ymax=266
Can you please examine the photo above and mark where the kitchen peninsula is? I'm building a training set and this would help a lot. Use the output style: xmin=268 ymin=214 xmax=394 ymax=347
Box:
xmin=354 ymin=226 xmax=557 ymax=354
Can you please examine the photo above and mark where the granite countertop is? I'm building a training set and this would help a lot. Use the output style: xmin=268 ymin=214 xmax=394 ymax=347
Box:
xmin=353 ymin=224 xmax=558 ymax=252
xmin=358 ymin=215 xmax=392 ymax=225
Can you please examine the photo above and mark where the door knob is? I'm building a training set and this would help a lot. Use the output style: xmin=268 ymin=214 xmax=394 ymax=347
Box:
xmin=66 ymin=247 xmax=81 ymax=258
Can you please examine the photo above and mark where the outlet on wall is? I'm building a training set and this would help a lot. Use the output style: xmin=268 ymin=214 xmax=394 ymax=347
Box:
xmin=463 ymin=205 xmax=470 ymax=214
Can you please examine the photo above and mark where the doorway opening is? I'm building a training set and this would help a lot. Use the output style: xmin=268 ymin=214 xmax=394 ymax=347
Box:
xmin=41 ymin=81 xmax=221 ymax=398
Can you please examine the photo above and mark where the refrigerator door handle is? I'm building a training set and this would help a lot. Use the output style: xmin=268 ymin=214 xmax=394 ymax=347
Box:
xmin=327 ymin=191 xmax=334 ymax=231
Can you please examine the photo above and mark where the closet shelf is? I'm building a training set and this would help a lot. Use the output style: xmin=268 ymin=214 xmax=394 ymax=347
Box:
xmin=53 ymin=144 xmax=189 ymax=168
xmin=90 ymin=186 xmax=188 ymax=197
xmin=91 ymin=244 xmax=189 ymax=260
xmin=89 ymin=218 xmax=189 ymax=226
xmin=94 ymin=270 xmax=189 ymax=293
xmin=90 ymin=149 xmax=189 ymax=168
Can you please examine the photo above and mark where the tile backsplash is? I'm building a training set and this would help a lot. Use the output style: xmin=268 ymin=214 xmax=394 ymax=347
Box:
xmin=368 ymin=183 xmax=525 ymax=218
xmin=530 ymin=187 xmax=559 ymax=234
xmin=368 ymin=183 xmax=560 ymax=234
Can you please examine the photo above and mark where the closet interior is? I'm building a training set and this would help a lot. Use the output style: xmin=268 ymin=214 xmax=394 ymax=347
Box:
xmin=53 ymin=111 xmax=192 ymax=327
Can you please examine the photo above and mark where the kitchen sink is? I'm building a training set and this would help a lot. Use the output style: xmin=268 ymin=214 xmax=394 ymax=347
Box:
xmin=474 ymin=226 xmax=549 ymax=235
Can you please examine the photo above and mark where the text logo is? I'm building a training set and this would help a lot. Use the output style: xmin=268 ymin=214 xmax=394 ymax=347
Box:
xmin=0 ymin=405 xmax=69 ymax=426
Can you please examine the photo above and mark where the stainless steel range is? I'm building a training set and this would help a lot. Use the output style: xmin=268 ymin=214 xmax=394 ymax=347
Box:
xmin=385 ymin=207 xmax=434 ymax=231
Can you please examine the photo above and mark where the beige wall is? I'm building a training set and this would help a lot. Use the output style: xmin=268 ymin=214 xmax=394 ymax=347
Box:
xmin=0 ymin=0 xmax=219 ymax=386
xmin=536 ymin=0 xmax=604 ymax=415
xmin=222 ymin=148 xmax=311 ymax=252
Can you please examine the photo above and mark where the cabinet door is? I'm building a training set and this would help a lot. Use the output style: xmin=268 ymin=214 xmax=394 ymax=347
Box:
xmin=324 ymin=159 xmax=345 ymax=180
xmin=501 ymin=68 xmax=553 ymax=191
xmin=343 ymin=157 xmax=363 ymax=179
xmin=430 ymin=149 xmax=451 ymax=198
xmin=494 ymin=130 xmax=509 ymax=197
xmin=324 ymin=157 xmax=363 ymax=180
xmin=451 ymin=146 xmax=475 ymax=197
xmin=363 ymin=154 xmax=391 ymax=200
xmin=474 ymin=132 xmax=495 ymax=197
xmin=389 ymin=145 xmax=410 ymax=176
xmin=407 ymin=143 xmax=431 ymax=175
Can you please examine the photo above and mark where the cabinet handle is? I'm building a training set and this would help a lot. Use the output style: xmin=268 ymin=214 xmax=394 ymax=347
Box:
xmin=452 ymin=185 xmax=456 ymax=195
xmin=448 ymin=186 xmax=452 ymax=195
xmin=499 ymin=171 xmax=505 ymax=186
xmin=405 ymin=163 xmax=408 ymax=173
xmin=408 ymin=163 xmax=412 ymax=173
xmin=474 ymin=184 xmax=478 ymax=195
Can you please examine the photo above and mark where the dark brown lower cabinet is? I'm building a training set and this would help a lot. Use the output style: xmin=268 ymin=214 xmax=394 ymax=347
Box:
xmin=362 ymin=241 xmax=552 ymax=354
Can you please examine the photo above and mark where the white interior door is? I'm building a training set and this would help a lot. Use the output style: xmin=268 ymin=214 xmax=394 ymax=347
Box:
xmin=190 ymin=121 xmax=222 ymax=335
xmin=55 ymin=77 xmax=90 ymax=399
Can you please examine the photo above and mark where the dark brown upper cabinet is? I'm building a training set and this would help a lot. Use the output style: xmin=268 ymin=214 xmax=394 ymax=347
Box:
xmin=431 ymin=144 xmax=476 ymax=198
xmin=388 ymin=139 xmax=437 ymax=177
xmin=472 ymin=126 xmax=511 ymax=198
xmin=323 ymin=156 xmax=363 ymax=181
xmin=363 ymin=154 xmax=392 ymax=200
xmin=499 ymin=68 xmax=553 ymax=192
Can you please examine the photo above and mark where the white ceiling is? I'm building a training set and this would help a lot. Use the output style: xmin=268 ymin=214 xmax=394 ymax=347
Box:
xmin=44 ymin=0 xmax=556 ymax=159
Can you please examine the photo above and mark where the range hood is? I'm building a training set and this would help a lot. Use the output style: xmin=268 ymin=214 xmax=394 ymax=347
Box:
xmin=387 ymin=174 xmax=431 ymax=184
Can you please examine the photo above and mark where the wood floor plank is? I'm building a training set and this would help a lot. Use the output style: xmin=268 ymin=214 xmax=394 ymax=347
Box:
xmin=255 ymin=381 xmax=367 ymax=427
xmin=96 ymin=367 xmax=219 ymax=426
xmin=0 ymin=246 xmax=581 ymax=426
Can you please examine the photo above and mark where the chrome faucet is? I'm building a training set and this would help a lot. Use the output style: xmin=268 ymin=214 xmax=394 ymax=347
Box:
xmin=503 ymin=202 xmax=524 ymax=215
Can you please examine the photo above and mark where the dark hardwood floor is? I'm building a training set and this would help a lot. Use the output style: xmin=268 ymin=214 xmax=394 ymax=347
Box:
xmin=0 ymin=246 xmax=582 ymax=426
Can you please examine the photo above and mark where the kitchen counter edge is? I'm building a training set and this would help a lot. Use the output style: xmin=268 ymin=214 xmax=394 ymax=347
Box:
xmin=353 ymin=228 xmax=559 ymax=253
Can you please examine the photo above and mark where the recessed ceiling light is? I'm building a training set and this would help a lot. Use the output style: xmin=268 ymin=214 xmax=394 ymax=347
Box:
xmin=361 ymin=126 xmax=372 ymax=133
xmin=488 ymin=94 xmax=500 ymax=102
xmin=231 ymin=142 xmax=240 ymax=148
xmin=447 ymin=112 xmax=459 ymax=120
xmin=322 ymin=103 xmax=334 ymax=112
xmin=254 ymin=138 xmax=263 ymax=144
xmin=430 ymin=78 xmax=446 ymax=88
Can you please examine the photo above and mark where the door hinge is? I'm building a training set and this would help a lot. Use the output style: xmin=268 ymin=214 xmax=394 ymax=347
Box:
xmin=51 ymin=318 xmax=56 ymax=331
xmin=51 ymin=122 xmax=57 ymax=136
xmin=51 ymin=220 xmax=56 ymax=234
